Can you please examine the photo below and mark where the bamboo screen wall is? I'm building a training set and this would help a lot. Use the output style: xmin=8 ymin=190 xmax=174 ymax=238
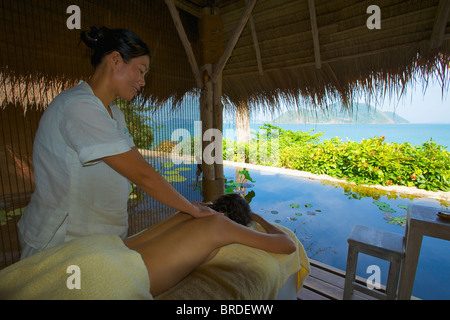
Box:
xmin=0 ymin=0 xmax=202 ymax=269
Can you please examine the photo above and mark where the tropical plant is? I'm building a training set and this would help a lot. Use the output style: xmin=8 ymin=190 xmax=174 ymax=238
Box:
xmin=224 ymin=124 xmax=450 ymax=192
xmin=117 ymin=99 xmax=160 ymax=149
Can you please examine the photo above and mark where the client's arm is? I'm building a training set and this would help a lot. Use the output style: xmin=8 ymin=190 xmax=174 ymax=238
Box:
xmin=226 ymin=213 xmax=296 ymax=254
xmin=251 ymin=213 xmax=288 ymax=236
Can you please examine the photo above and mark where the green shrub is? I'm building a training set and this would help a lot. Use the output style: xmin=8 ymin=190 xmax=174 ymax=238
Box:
xmin=224 ymin=124 xmax=450 ymax=192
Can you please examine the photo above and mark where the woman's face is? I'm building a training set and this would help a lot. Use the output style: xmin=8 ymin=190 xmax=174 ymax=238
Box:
xmin=113 ymin=54 xmax=150 ymax=101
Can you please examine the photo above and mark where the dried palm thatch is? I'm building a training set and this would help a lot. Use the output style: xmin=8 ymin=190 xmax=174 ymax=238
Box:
xmin=218 ymin=0 xmax=450 ymax=113
xmin=1 ymin=0 xmax=449 ymax=114
xmin=0 ymin=0 xmax=199 ymax=111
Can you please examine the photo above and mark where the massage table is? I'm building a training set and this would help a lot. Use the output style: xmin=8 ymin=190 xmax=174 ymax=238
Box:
xmin=0 ymin=223 xmax=309 ymax=300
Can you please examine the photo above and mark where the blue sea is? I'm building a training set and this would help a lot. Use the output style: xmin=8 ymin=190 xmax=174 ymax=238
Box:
xmin=233 ymin=123 xmax=450 ymax=149
xmin=153 ymin=121 xmax=450 ymax=149
xmin=154 ymin=121 xmax=450 ymax=150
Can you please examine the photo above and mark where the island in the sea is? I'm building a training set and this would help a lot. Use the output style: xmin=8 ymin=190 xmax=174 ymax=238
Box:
xmin=271 ymin=102 xmax=409 ymax=124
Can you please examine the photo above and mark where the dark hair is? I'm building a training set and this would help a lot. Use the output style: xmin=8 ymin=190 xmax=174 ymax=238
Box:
xmin=210 ymin=193 xmax=252 ymax=226
xmin=80 ymin=26 xmax=150 ymax=67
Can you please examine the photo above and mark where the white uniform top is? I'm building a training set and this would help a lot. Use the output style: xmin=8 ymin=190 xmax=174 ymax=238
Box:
xmin=18 ymin=81 xmax=135 ymax=257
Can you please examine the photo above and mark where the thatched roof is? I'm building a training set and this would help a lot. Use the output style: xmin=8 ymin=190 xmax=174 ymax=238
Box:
xmin=1 ymin=0 xmax=197 ymax=109
xmin=216 ymin=0 xmax=450 ymax=111
xmin=1 ymin=0 xmax=450 ymax=112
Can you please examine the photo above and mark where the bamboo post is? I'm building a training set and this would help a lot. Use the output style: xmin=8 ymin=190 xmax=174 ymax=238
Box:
xmin=236 ymin=103 xmax=250 ymax=163
xmin=211 ymin=0 xmax=258 ymax=83
xmin=200 ymin=63 xmax=215 ymax=182
xmin=246 ymin=0 xmax=264 ymax=75
xmin=199 ymin=7 xmax=225 ymax=201
xmin=165 ymin=0 xmax=203 ymax=88
xmin=213 ymin=68 xmax=224 ymax=194
xmin=430 ymin=0 xmax=450 ymax=49
xmin=308 ymin=0 xmax=322 ymax=69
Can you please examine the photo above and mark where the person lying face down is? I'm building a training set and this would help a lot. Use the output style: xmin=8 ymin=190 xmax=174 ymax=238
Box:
xmin=209 ymin=193 xmax=253 ymax=226
xmin=124 ymin=193 xmax=296 ymax=296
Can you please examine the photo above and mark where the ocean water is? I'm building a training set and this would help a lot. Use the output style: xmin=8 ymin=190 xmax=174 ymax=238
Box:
xmin=244 ymin=123 xmax=450 ymax=149
xmin=154 ymin=119 xmax=450 ymax=150
xmin=153 ymin=121 xmax=450 ymax=149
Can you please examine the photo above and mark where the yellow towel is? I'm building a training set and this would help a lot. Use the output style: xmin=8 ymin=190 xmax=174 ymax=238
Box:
xmin=0 ymin=234 xmax=153 ymax=300
xmin=156 ymin=223 xmax=310 ymax=300
xmin=0 ymin=224 xmax=309 ymax=300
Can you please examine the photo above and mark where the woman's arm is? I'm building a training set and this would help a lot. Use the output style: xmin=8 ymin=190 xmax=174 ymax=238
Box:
xmin=103 ymin=147 xmax=221 ymax=218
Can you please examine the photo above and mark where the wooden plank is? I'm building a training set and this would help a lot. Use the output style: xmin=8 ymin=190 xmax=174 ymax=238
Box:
xmin=297 ymin=287 xmax=330 ymax=300
xmin=300 ymin=259 xmax=422 ymax=300
xmin=303 ymin=275 xmax=346 ymax=300
xmin=300 ymin=259 xmax=381 ymax=300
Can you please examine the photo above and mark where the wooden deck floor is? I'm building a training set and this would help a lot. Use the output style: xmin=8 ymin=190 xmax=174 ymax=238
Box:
xmin=297 ymin=259 xmax=420 ymax=300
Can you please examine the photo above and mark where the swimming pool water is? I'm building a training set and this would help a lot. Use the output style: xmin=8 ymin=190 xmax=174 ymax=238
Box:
xmin=222 ymin=165 xmax=450 ymax=300
xmin=140 ymin=157 xmax=450 ymax=300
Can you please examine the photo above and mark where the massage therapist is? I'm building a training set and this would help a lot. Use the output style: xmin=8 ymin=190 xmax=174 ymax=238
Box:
xmin=18 ymin=27 xmax=221 ymax=259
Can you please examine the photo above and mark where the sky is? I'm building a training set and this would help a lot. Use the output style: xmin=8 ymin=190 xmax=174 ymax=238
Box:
xmin=240 ymin=79 xmax=450 ymax=124
xmin=370 ymin=80 xmax=450 ymax=124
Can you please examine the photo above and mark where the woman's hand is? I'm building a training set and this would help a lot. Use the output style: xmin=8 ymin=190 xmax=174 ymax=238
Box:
xmin=189 ymin=201 xmax=223 ymax=218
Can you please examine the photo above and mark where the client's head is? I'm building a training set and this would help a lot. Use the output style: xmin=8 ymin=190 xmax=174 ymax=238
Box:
xmin=210 ymin=193 xmax=252 ymax=226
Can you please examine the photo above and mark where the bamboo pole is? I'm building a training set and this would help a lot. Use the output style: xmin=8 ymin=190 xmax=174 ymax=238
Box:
xmin=246 ymin=0 xmax=264 ymax=76
xmin=213 ymin=69 xmax=224 ymax=192
xmin=211 ymin=0 xmax=258 ymax=83
xmin=199 ymin=7 xmax=226 ymax=201
xmin=165 ymin=0 xmax=203 ymax=88
xmin=200 ymin=63 xmax=215 ymax=182
xmin=430 ymin=0 xmax=450 ymax=49
xmin=308 ymin=0 xmax=321 ymax=69
xmin=199 ymin=8 xmax=217 ymax=201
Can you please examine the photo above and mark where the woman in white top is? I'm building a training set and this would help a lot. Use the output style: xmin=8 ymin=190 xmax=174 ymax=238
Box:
xmin=18 ymin=27 xmax=220 ymax=258
xmin=18 ymin=27 xmax=295 ymax=296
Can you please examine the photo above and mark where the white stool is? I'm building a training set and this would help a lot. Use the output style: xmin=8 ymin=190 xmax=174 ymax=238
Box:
xmin=343 ymin=225 xmax=405 ymax=300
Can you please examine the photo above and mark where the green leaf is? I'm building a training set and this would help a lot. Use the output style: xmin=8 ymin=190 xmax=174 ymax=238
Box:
xmin=238 ymin=168 xmax=255 ymax=183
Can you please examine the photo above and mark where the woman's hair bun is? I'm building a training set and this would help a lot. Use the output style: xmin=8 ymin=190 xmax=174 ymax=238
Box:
xmin=80 ymin=26 xmax=150 ymax=68
xmin=80 ymin=26 xmax=103 ymax=49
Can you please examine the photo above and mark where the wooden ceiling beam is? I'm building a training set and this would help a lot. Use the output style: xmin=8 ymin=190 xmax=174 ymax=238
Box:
xmin=430 ymin=0 xmax=450 ymax=49
xmin=224 ymin=39 xmax=428 ymax=78
xmin=165 ymin=0 xmax=203 ymax=88
xmin=246 ymin=0 xmax=264 ymax=76
xmin=173 ymin=0 xmax=201 ymax=17
xmin=211 ymin=0 xmax=258 ymax=83
xmin=308 ymin=0 xmax=321 ymax=69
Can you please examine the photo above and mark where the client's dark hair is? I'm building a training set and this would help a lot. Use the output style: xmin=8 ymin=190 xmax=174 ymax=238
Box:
xmin=80 ymin=26 xmax=150 ymax=67
xmin=210 ymin=193 xmax=252 ymax=226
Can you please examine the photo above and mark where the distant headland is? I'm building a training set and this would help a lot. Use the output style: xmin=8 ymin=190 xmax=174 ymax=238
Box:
xmin=271 ymin=103 xmax=409 ymax=124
